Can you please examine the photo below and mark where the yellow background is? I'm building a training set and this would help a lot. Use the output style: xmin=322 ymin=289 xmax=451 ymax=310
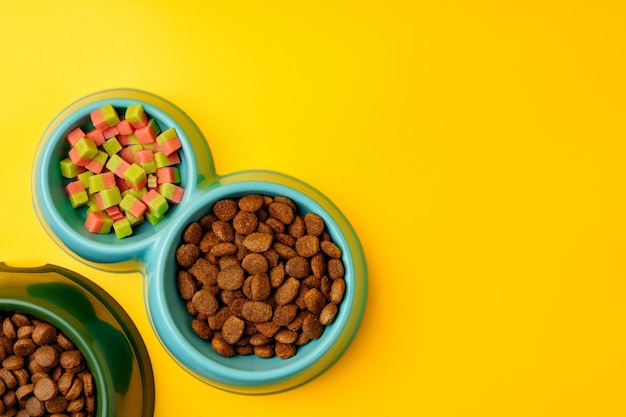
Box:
xmin=1 ymin=1 xmax=625 ymax=415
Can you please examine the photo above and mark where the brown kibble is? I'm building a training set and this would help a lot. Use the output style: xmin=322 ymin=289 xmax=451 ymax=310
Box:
xmin=275 ymin=342 xmax=297 ymax=359
xmin=273 ymin=304 xmax=298 ymax=326
xmin=212 ymin=220 xmax=235 ymax=242
xmin=288 ymin=215 xmax=306 ymax=238
xmin=59 ymin=351 xmax=82 ymax=369
xmin=34 ymin=346 xmax=58 ymax=369
xmin=245 ymin=274 xmax=271 ymax=301
xmin=274 ymin=329 xmax=298 ymax=344
xmin=272 ymin=242 xmax=298 ymax=259
xmin=304 ymin=212 xmax=325 ymax=236
xmin=207 ymin=307 xmax=231 ymax=330
xmin=327 ymin=258 xmax=345 ymax=279
xmin=269 ymin=263 xmax=286 ymax=288
xmin=80 ymin=373 xmax=94 ymax=397
xmin=213 ymin=199 xmax=239 ymax=221
xmin=209 ymin=242 xmax=238 ymax=257
xmin=285 ymin=256 xmax=310 ymax=278
xmin=191 ymin=318 xmax=213 ymax=340
xmin=302 ymin=314 xmax=324 ymax=339
xmin=16 ymin=325 xmax=34 ymax=340
xmin=0 ymin=368 xmax=18 ymax=388
xmin=320 ymin=240 xmax=342 ymax=259
xmin=182 ymin=222 xmax=203 ymax=244
xmin=2 ymin=355 xmax=24 ymax=371
xmin=11 ymin=313 xmax=30 ymax=328
xmin=330 ymin=278 xmax=346 ymax=304
xmin=217 ymin=265 xmax=245 ymax=290
xmin=241 ymin=301 xmax=273 ymax=323
xmin=177 ymin=270 xmax=196 ymax=300
xmin=274 ymin=277 xmax=300 ymax=305
xmin=176 ymin=243 xmax=201 ymax=267
xmin=268 ymin=202 xmax=295 ymax=225
xmin=265 ymin=217 xmax=286 ymax=234
xmin=191 ymin=289 xmax=219 ymax=316
xmin=15 ymin=383 xmax=34 ymax=401
xmin=64 ymin=378 xmax=83 ymax=400
xmin=66 ymin=396 xmax=85 ymax=413
xmin=254 ymin=344 xmax=275 ymax=358
xmin=254 ymin=321 xmax=280 ymax=338
xmin=199 ymin=213 xmax=218 ymax=231
xmin=262 ymin=248 xmax=280 ymax=268
xmin=241 ymin=253 xmax=268 ymax=275
xmin=304 ymin=288 xmax=327 ymax=315
xmin=242 ymin=233 xmax=273 ymax=252
xmin=222 ymin=316 xmax=245 ymax=345
xmin=34 ymin=377 xmax=58 ymax=401
xmin=238 ymin=194 xmax=264 ymax=212
xmin=232 ymin=211 xmax=258 ymax=235
xmin=198 ymin=231 xmax=219 ymax=253
xmin=45 ymin=396 xmax=69 ymax=413
xmin=211 ymin=338 xmax=236 ymax=357
xmin=2 ymin=318 xmax=16 ymax=339
xmin=311 ymin=252 xmax=326 ymax=279
xmin=56 ymin=372 xmax=73 ymax=396
xmin=24 ymin=396 xmax=44 ymax=417
xmin=295 ymin=235 xmax=320 ymax=258
xmin=319 ymin=303 xmax=339 ymax=325
xmin=235 ymin=345 xmax=254 ymax=356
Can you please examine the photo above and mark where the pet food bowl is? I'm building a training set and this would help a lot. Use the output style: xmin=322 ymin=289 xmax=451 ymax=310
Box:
xmin=32 ymin=88 xmax=367 ymax=394
xmin=0 ymin=263 xmax=154 ymax=416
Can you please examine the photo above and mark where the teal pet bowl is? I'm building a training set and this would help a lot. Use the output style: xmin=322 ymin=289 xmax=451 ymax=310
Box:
xmin=0 ymin=263 xmax=154 ymax=417
xmin=32 ymin=89 xmax=367 ymax=394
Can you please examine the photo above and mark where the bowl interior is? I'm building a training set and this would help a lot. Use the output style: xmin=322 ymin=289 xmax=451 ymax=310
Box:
xmin=148 ymin=178 xmax=366 ymax=393
xmin=35 ymin=97 xmax=196 ymax=263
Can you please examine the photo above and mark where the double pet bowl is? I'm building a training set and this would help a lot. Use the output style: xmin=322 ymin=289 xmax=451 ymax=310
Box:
xmin=13 ymin=88 xmax=367 ymax=413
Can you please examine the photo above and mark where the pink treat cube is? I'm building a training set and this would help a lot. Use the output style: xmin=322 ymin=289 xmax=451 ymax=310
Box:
xmin=86 ymin=129 xmax=105 ymax=146
xmin=159 ymin=137 xmax=182 ymax=156
xmin=67 ymin=128 xmax=86 ymax=147
xmin=102 ymin=125 xmax=119 ymax=139
xmin=90 ymin=109 xmax=109 ymax=131
xmin=116 ymin=119 xmax=134 ymax=135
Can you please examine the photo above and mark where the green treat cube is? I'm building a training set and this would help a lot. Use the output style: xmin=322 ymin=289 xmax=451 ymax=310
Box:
xmin=125 ymin=133 xmax=139 ymax=145
xmin=75 ymin=137 xmax=98 ymax=159
xmin=156 ymin=127 xmax=177 ymax=145
xmin=125 ymin=212 xmax=144 ymax=227
xmin=119 ymin=193 xmax=139 ymax=213
xmin=146 ymin=192 xmax=168 ymax=218
xmin=103 ymin=137 xmax=122 ymax=156
xmin=140 ymin=160 xmax=157 ymax=175
xmin=86 ymin=197 xmax=100 ymax=213
xmin=125 ymin=104 xmax=145 ymax=123
xmin=88 ymin=173 xmax=111 ymax=194
xmin=128 ymin=144 xmax=144 ymax=158
xmin=77 ymin=171 xmax=94 ymax=189
xmin=122 ymin=186 xmax=147 ymax=201
xmin=69 ymin=189 xmax=88 ymax=209
xmin=99 ymin=187 xmax=122 ymax=209
xmin=90 ymin=150 xmax=108 ymax=167
xmin=100 ymin=104 xmax=120 ymax=127
xmin=147 ymin=119 xmax=161 ymax=136
xmin=145 ymin=211 xmax=164 ymax=226
xmin=113 ymin=218 xmax=133 ymax=239
xmin=141 ymin=142 xmax=156 ymax=152
xmin=153 ymin=152 xmax=170 ymax=168
xmin=123 ymin=163 xmax=147 ymax=188
xmin=60 ymin=158 xmax=80 ymax=178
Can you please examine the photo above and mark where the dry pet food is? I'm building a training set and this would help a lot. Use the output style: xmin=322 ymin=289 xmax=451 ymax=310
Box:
xmin=176 ymin=194 xmax=346 ymax=359
xmin=59 ymin=103 xmax=185 ymax=238
xmin=0 ymin=311 xmax=96 ymax=416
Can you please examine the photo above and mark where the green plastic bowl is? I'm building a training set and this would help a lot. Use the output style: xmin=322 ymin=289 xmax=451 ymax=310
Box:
xmin=0 ymin=263 xmax=154 ymax=417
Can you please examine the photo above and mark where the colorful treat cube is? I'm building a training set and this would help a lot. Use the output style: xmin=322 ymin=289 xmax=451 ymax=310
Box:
xmin=119 ymin=194 xmax=147 ymax=218
xmin=123 ymin=163 xmax=148 ymax=190
xmin=121 ymin=186 xmax=147 ymax=201
xmin=67 ymin=127 xmax=86 ymax=147
xmin=158 ymin=183 xmax=184 ymax=204
xmin=105 ymin=205 xmax=125 ymax=221
xmin=144 ymin=211 xmax=164 ymax=226
xmin=77 ymin=171 xmax=94 ymax=189
xmin=113 ymin=217 xmax=133 ymax=239
xmin=116 ymin=118 xmax=134 ymax=135
xmin=60 ymin=158 xmax=81 ymax=179
xmin=96 ymin=186 xmax=122 ymax=210
xmin=102 ymin=137 xmax=122 ymax=156
xmin=88 ymin=171 xmax=116 ymax=194
xmin=156 ymin=127 xmax=182 ymax=156
xmin=156 ymin=166 xmax=180 ymax=184
xmin=65 ymin=181 xmax=88 ymax=209
xmin=125 ymin=212 xmax=145 ymax=227
xmin=91 ymin=104 xmax=120 ymax=131
xmin=134 ymin=119 xmax=160 ymax=144
xmin=125 ymin=104 xmax=148 ymax=128
xmin=69 ymin=137 xmax=98 ymax=166
xmin=141 ymin=189 xmax=168 ymax=218
xmin=105 ymin=154 xmax=131 ymax=178
xmin=135 ymin=149 xmax=156 ymax=174
xmin=85 ymin=129 xmax=105 ymax=146
xmin=102 ymin=125 xmax=119 ymax=139
xmin=118 ymin=133 xmax=139 ymax=146
xmin=85 ymin=150 xmax=108 ymax=174
xmin=84 ymin=211 xmax=114 ymax=234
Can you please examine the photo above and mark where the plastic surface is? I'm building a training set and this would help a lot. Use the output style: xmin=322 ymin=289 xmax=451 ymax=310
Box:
xmin=32 ymin=88 xmax=367 ymax=394
xmin=0 ymin=262 xmax=155 ymax=417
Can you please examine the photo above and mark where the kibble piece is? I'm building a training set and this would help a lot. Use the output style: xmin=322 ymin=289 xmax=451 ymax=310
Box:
xmin=268 ymin=202 xmax=295 ymax=225
xmin=59 ymin=350 xmax=83 ymax=369
xmin=241 ymin=301 xmax=273 ymax=323
xmin=176 ymin=271 xmax=196 ymax=300
xmin=211 ymin=338 xmax=236 ymax=357
xmin=198 ymin=231 xmax=219 ymax=253
xmin=212 ymin=220 xmax=235 ymax=242
xmin=16 ymin=325 xmax=34 ymax=340
xmin=295 ymin=235 xmax=320 ymax=258
xmin=304 ymin=212 xmax=325 ymax=236
xmin=182 ymin=222 xmax=203 ymax=244
xmin=304 ymin=288 xmax=327 ymax=315
xmin=11 ymin=313 xmax=31 ymax=328
xmin=310 ymin=252 xmax=326 ymax=279
xmin=213 ymin=199 xmax=238 ymax=221
xmin=330 ymin=278 xmax=346 ymax=304
xmin=56 ymin=372 xmax=73 ymax=396
xmin=34 ymin=346 xmax=58 ymax=369
xmin=2 ymin=355 xmax=24 ymax=371
xmin=254 ymin=344 xmax=275 ymax=358
xmin=15 ymin=383 xmax=34 ymax=401
xmin=67 ymin=396 xmax=85 ymax=413
xmin=191 ymin=319 xmax=212 ymax=340
xmin=274 ymin=329 xmax=298 ymax=344
xmin=34 ymin=377 xmax=58 ymax=401
xmin=221 ymin=316 xmax=245 ymax=345
xmin=207 ymin=307 xmax=231 ymax=330
xmin=238 ymin=194 xmax=264 ymax=212
xmin=275 ymin=342 xmax=296 ymax=359
xmin=235 ymin=345 xmax=254 ymax=356
xmin=24 ymin=396 xmax=44 ymax=417
xmin=327 ymin=258 xmax=345 ymax=279
xmin=232 ymin=211 xmax=258 ymax=235
xmin=80 ymin=373 xmax=94 ymax=397
xmin=217 ymin=265 xmax=245 ymax=290
xmin=319 ymin=303 xmax=339 ymax=325
xmin=64 ymin=378 xmax=83 ymax=401
xmin=33 ymin=323 xmax=59 ymax=346
xmin=285 ymin=256 xmax=310 ymax=279
xmin=45 ymin=396 xmax=69 ymax=413
xmin=274 ymin=277 xmax=300 ymax=305
xmin=242 ymin=233 xmax=273 ymax=252
xmin=288 ymin=215 xmax=306 ymax=238
xmin=191 ymin=290 xmax=219 ymax=316
xmin=320 ymin=240 xmax=342 ymax=259
xmin=273 ymin=304 xmax=298 ymax=326
xmin=272 ymin=242 xmax=298 ymax=259
xmin=175 ymin=243 xmax=201 ymax=268
xmin=302 ymin=314 xmax=324 ymax=339
xmin=245 ymin=274 xmax=271 ymax=301
xmin=241 ymin=253 xmax=268 ymax=275
xmin=254 ymin=321 xmax=280 ymax=338
xmin=269 ymin=263 xmax=286 ymax=288
xmin=0 ymin=368 xmax=18 ymax=388
xmin=199 ymin=213 xmax=218 ymax=231
xmin=2 ymin=318 xmax=16 ymax=339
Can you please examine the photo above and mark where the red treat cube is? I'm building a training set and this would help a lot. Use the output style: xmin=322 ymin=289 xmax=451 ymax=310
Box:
xmin=134 ymin=122 xmax=159 ymax=144
xmin=159 ymin=137 xmax=182 ymax=156
xmin=129 ymin=112 xmax=148 ymax=129
xmin=102 ymin=125 xmax=119 ymax=139
xmin=68 ymin=147 xmax=91 ymax=166
xmin=116 ymin=119 xmax=134 ymax=135
xmin=86 ymin=129 xmax=105 ymax=146
xmin=67 ymin=128 xmax=86 ymax=147
xmin=90 ymin=109 xmax=109 ymax=131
